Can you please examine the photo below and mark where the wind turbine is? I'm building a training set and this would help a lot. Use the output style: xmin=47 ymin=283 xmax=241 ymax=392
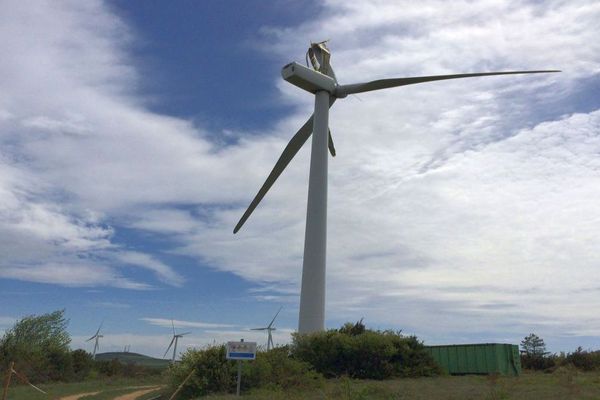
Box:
xmin=234 ymin=41 xmax=559 ymax=334
xmin=251 ymin=306 xmax=282 ymax=351
xmin=164 ymin=320 xmax=191 ymax=363
xmin=86 ymin=322 xmax=103 ymax=360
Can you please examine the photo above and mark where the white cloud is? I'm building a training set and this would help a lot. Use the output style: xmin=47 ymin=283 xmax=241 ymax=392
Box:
xmin=116 ymin=252 xmax=184 ymax=287
xmin=0 ymin=262 xmax=149 ymax=290
xmin=141 ymin=318 xmax=236 ymax=330
xmin=0 ymin=0 xmax=184 ymax=289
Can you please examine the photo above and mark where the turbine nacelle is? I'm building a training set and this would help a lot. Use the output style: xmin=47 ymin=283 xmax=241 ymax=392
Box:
xmin=282 ymin=62 xmax=336 ymax=94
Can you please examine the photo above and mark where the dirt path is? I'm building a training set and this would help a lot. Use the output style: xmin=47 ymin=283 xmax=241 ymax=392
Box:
xmin=112 ymin=386 xmax=162 ymax=400
xmin=58 ymin=385 xmax=163 ymax=400
xmin=59 ymin=392 xmax=101 ymax=400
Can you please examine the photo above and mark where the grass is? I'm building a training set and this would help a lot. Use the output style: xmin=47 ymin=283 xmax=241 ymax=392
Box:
xmin=6 ymin=377 xmax=164 ymax=400
xmin=7 ymin=369 xmax=600 ymax=400
xmin=203 ymin=370 xmax=600 ymax=400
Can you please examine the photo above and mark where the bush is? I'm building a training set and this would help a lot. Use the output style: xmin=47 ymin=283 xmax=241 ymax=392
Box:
xmin=44 ymin=346 xmax=74 ymax=381
xmin=291 ymin=327 xmax=440 ymax=379
xmin=167 ymin=345 xmax=323 ymax=398
xmin=95 ymin=359 xmax=123 ymax=377
xmin=71 ymin=349 xmax=93 ymax=380
xmin=242 ymin=346 xmax=322 ymax=391
xmin=521 ymin=353 xmax=557 ymax=371
xmin=389 ymin=334 xmax=440 ymax=377
xmin=167 ymin=345 xmax=236 ymax=398
xmin=565 ymin=347 xmax=600 ymax=371
xmin=165 ymin=323 xmax=440 ymax=398
xmin=521 ymin=347 xmax=600 ymax=372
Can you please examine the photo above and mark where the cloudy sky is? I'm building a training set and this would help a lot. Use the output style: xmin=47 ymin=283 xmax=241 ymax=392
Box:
xmin=1 ymin=0 xmax=599 ymax=358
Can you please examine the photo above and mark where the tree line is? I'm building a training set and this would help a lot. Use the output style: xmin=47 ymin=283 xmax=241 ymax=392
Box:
xmin=0 ymin=310 xmax=159 ymax=383
xmin=2 ymin=310 xmax=600 ymax=387
xmin=521 ymin=333 xmax=600 ymax=371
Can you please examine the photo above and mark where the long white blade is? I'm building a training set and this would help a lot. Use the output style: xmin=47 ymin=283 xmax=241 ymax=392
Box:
xmin=250 ymin=327 xmax=267 ymax=331
xmin=233 ymin=96 xmax=336 ymax=233
xmin=85 ymin=334 xmax=96 ymax=342
xmin=267 ymin=306 xmax=283 ymax=329
xmin=179 ymin=332 xmax=192 ymax=336
xmin=171 ymin=319 xmax=176 ymax=336
xmin=336 ymin=70 xmax=560 ymax=97
xmin=164 ymin=337 xmax=175 ymax=358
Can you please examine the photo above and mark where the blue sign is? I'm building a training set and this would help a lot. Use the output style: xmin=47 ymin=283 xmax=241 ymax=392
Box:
xmin=226 ymin=341 xmax=257 ymax=360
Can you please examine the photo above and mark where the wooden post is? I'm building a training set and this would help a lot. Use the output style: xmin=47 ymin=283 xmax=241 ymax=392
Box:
xmin=2 ymin=361 xmax=14 ymax=400
xmin=167 ymin=369 xmax=195 ymax=400
xmin=10 ymin=368 xmax=46 ymax=395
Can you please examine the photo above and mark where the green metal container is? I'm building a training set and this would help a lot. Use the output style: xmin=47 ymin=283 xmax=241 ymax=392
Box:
xmin=425 ymin=343 xmax=521 ymax=376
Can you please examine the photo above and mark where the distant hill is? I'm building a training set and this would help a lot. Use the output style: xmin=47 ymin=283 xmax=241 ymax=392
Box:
xmin=95 ymin=352 xmax=171 ymax=369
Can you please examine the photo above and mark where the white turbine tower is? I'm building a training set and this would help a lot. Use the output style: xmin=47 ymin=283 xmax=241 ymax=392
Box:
xmin=234 ymin=41 xmax=559 ymax=334
xmin=164 ymin=320 xmax=191 ymax=363
xmin=86 ymin=322 xmax=103 ymax=360
xmin=251 ymin=306 xmax=282 ymax=351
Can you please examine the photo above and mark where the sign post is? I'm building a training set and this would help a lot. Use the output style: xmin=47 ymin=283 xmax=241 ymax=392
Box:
xmin=236 ymin=360 xmax=242 ymax=396
xmin=226 ymin=339 xmax=257 ymax=396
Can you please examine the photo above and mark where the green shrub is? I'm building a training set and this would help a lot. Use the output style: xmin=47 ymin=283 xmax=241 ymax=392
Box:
xmin=521 ymin=347 xmax=600 ymax=372
xmin=521 ymin=353 xmax=557 ymax=371
xmin=167 ymin=345 xmax=236 ymax=398
xmin=71 ymin=349 xmax=93 ymax=380
xmin=565 ymin=347 xmax=600 ymax=371
xmin=291 ymin=326 xmax=440 ymax=379
xmin=242 ymin=346 xmax=323 ymax=391
xmin=95 ymin=359 xmax=123 ymax=377
xmin=44 ymin=346 xmax=74 ymax=381
xmin=166 ymin=345 xmax=323 ymax=398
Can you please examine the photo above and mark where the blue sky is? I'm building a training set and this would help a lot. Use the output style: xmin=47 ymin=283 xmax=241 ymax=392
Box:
xmin=1 ymin=0 xmax=600 ymax=358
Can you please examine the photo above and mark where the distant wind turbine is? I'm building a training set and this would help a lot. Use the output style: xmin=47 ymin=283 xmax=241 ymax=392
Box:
xmin=251 ymin=306 xmax=282 ymax=351
xmin=234 ymin=41 xmax=560 ymax=334
xmin=164 ymin=320 xmax=191 ymax=363
xmin=86 ymin=322 xmax=103 ymax=360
